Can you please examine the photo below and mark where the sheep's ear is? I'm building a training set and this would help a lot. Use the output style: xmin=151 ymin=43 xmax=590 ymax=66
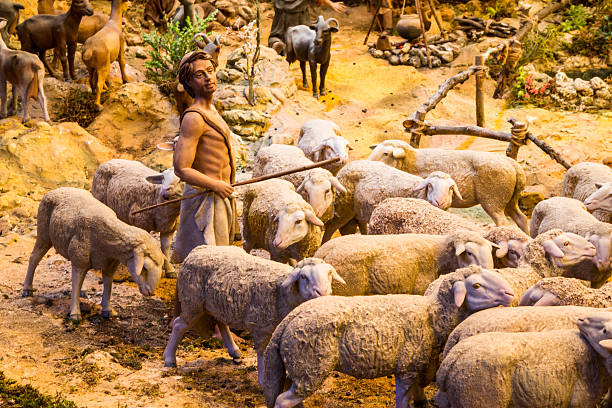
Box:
xmin=392 ymin=147 xmax=406 ymax=159
xmin=369 ymin=144 xmax=378 ymax=150
xmin=595 ymin=182 xmax=604 ymax=189
xmin=296 ymin=179 xmax=307 ymax=194
xmin=329 ymin=27 xmax=338 ymax=33
xmin=452 ymin=183 xmax=463 ymax=200
xmin=413 ymin=179 xmax=429 ymax=192
xmin=330 ymin=177 xmax=347 ymax=194
xmin=331 ymin=267 xmax=346 ymax=285
xmin=542 ymin=239 xmax=564 ymax=258
xmin=487 ymin=240 xmax=500 ymax=249
xmin=455 ymin=241 xmax=466 ymax=256
xmin=0 ymin=19 xmax=6 ymax=30
xmin=157 ymin=142 xmax=175 ymax=151
xmin=599 ymin=339 xmax=612 ymax=353
xmin=281 ymin=268 xmax=301 ymax=290
xmin=127 ymin=248 xmax=145 ymax=276
xmin=452 ymin=281 xmax=467 ymax=307
xmin=347 ymin=144 xmax=354 ymax=151
xmin=305 ymin=210 xmax=324 ymax=227
xmin=273 ymin=213 xmax=279 ymax=223
xmin=145 ymin=174 xmax=164 ymax=184
xmin=496 ymin=241 xmax=509 ymax=258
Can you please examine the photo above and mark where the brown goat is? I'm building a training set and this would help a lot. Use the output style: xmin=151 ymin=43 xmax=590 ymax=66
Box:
xmin=0 ymin=0 xmax=24 ymax=45
xmin=81 ymin=0 xmax=128 ymax=111
xmin=17 ymin=0 xmax=93 ymax=81
xmin=0 ymin=19 xmax=49 ymax=122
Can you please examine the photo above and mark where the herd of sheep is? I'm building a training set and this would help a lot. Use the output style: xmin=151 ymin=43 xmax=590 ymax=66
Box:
xmin=20 ymin=118 xmax=612 ymax=407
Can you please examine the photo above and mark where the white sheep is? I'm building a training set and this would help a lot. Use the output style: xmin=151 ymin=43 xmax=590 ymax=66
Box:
xmin=368 ymin=197 xmax=531 ymax=268
xmin=530 ymin=196 xmax=611 ymax=285
xmin=563 ymin=161 xmax=612 ymax=223
xmin=322 ymin=160 xmax=461 ymax=242
xmin=297 ymin=119 xmax=352 ymax=175
xmin=91 ymin=159 xmax=182 ymax=277
xmin=22 ymin=187 xmax=166 ymax=321
xmin=241 ymin=179 xmax=324 ymax=264
xmin=263 ymin=267 xmax=515 ymax=408
xmin=368 ymin=139 xmax=529 ymax=233
xmin=163 ymin=245 xmax=345 ymax=388
xmin=436 ymin=313 xmax=612 ymax=408
xmin=252 ymin=144 xmax=346 ymax=222
xmin=520 ymin=277 xmax=612 ymax=307
xmin=314 ymin=230 xmax=496 ymax=296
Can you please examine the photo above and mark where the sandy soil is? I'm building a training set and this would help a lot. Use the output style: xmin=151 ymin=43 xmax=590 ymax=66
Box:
xmin=0 ymin=2 xmax=611 ymax=407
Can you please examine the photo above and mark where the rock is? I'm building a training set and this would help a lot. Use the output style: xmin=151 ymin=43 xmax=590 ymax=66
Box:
xmin=431 ymin=56 xmax=442 ymax=67
xmin=373 ymin=49 xmax=384 ymax=58
xmin=87 ymin=83 xmax=179 ymax=159
xmin=563 ymin=55 xmax=591 ymax=70
xmin=409 ymin=56 xmax=421 ymax=68
xmin=400 ymin=54 xmax=411 ymax=65
xmin=401 ymin=43 xmax=411 ymax=54
xmin=383 ymin=50 xmax=392 ymax=59
xmin=221 ymin=109 xmax=271 ymax=142
xmin=125 ymin=32 xmax=144 ymax=46
xmin=573 ymin=78 xmax=593 ymax=96
xmin=128 ymin=46 xmax=148 ymax=59
xmin=109 ymin=62 xmax=145 ymax=84
xmin=389 ymin=55 xmax=400 ymax=65
xmin=0 ymin=118 xmax=113 ymax=217
xmin=553 ymin=71 xmax=577 ymax=99
xmin=590 ymin=77 xmax=607 ymax=91
xmin=392 ymin=48 xmax=401 ymax=55
xmin=438 ymin=50 xmax=454 ymax=63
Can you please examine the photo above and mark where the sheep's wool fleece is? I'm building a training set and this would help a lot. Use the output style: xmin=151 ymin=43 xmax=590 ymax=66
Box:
xmin=535 ymin=278 xmax=612 ymax=308
xmin=562 ymin=162 xmax=612 ymax=223
xmin=437 ymin=330 xmax=611 ymax=408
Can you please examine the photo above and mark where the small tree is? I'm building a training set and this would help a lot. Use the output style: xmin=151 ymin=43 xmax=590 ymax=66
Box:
xmin=238 ymin=2 xmax=261 ymax=106
xmin=142 ymin=12 xmax=217 ymax=92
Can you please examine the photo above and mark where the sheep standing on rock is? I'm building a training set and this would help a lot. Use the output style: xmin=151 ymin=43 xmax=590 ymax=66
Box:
xmin=315 ymin=231 xmax=496 ymax=296
xmin=520 ymin=277 xmax=612 ymax=307
xmin=322 ymin=160 xmax=461 ymax=242
xmin=22 ymin=187 xmax=166 ymax=321
xmin=368 ymin=139 xmax=529 ymax=233
xmin=241 ymin=179 xmax=324 ymax=264
xmin=91 ymin=159 xmax=182 ymax=277
xmin=530 ymin=197 xmax=612 ymax=284
xmin=436 ymin=312 xmax=612 ymax=408
xmin=263 ymin=267 xmax=514 ymax=408
xmin=368 ymin=197 xmax=530 ymax=268
xmin=163 ymin=245 xmax=344 ymax=388
xmin=252 ymin=144 xmax=346 ymax=222
xmin=563 ymin=161 xmax=612 ymax=223
xmin=297 ymin=119 xmax=351 ymax=174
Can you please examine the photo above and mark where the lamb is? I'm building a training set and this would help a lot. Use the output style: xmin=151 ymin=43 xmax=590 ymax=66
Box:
xmin=314 ymin=230 xmax=496 ymax=296
xmin=91 ymin=159 xmax=182 ymax=277
xmin=297 ymin=119 xmax=351 ymax=174
xmin=241 ymin=178 xmax=324 ymax=264
xmin=368 ymin=139 xmax=529 ymax=233
xmin=435 ymin=312 xmax=612 ymax=408
xmin=263 ymin=267 xmax=515 ymax=408
xmin=163 ymin=245 xmax=345 ymax=388
xmin=322 ymin=160 xmax=462 ymax=242
xmin=81 ymin=0 xmax=129 ymax=111
xmin=520 ymin=277 xmax=612 ymax=307
xmin=563 ymin=161 xmax=612 ymax=223
xmin=252 ymin=144 xmax=346 ymax=222
xmin=22 ymin=187 xmax=166 ymax=321
xmin=0 ymin=19 xmax=49 ymax=123
xmin=530 ymin=196 xmax=612 ymax=283
xmin=368 ymin=197 xmax=530 ymax=268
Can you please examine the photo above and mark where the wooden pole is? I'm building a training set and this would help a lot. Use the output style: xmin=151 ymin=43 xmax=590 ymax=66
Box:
xmin=364 ymin=0 xmax=383 ymax=45
xmin=425 ymin=0 xmax=446 ymax=39
xmin=475 ymin=55 xmax=485 ymax=127
xmin=415 ymin=0 xmax=432 ymax=68
xmin=130 ymin=157 xmax=342 ymax=215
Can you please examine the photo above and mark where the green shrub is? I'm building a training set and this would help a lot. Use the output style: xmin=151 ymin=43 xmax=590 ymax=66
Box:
xmin=560 ymin=5 xmax=590 ymax=32
xmin=519 ymin=25 xmax=562 ymax=67
xmin=569 ymin=0 xmax=612 ymax=57
xmin=0 ymin=371 xmax=77 ymax=408
xmin=142 ymin=12 xmax=217 ymax=91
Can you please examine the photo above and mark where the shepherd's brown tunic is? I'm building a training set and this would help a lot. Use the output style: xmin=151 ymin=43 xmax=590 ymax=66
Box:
xmin=268 ymin=0 xmax=322 ymax=48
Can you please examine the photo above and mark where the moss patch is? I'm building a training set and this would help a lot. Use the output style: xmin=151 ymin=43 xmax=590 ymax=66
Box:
xmin=55 ymin=88 xmax=110 ymax=128
xmin=0 ymin=371 xmax=77 ymax=408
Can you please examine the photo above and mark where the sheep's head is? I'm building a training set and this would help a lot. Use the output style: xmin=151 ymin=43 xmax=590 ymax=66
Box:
xmin=72 ymin=0 xmax=94 ymax=17
xmin=519 ymin=277 xmax=590 ymax=306
xmin=413 ymin=171 xmax=462 ymax=210
xmin=541 ymin=232 xmax=597 ymax=268
xmin=450 ymin=232 xmax=496 ymax=269
xmin=311 ymin=136 xmax=352 ymax=165
xmin=310 ymin=16 xmax=339 ymax=47
xmin=272 ymin=203 xmax=324 ymax=250
xmin=584 ymin=182 xmax=612 ymax=214
xmin=296 ymin=169 xmax=346 ymax=218
xmin=368 ymin=140 xmax=414 ymax=168
xmin=145 ymin=168 xmax=183 ymax=201
xmin=495 ymin=239 xmax=528 ymax=268
xmin=281 ymin=258 xmax=345 ymax=299
xmin=578 ymin=311 xmax=612 ymax=359
xmin=127 ymin=240 xmax=165 ymax=296
xmin=452 ymin=268 xmax=514 ymax=312
xmin=586 ymin=232 xmax=611 ymax=272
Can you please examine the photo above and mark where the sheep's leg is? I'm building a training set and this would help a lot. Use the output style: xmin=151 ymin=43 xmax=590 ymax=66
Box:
xmin=309 ymin=61 xmax=318 ymax=99
xmin=100 ymin=262 xmax=118 ymax=319
xmin=508 ymin=206 xmax=529 ymax=235
xmin=93 ymin=65 xmax=109 ymax=112
xmin=319 ymin=61 xmax=329 ymax=96
xmin=69 ymin=265 xmax=88 ymax=321
xmin=20 ymin=84 xmax=30 ymax=123
xmin=356 ymin=218 xmax=368 ymax=235
xmin=480 ymin=202 xmax=510 ymax=227
xmin=160 ymin=232 xmax=176 ymax=278
xmin=22 ymin=238 xmax=52 ymax=297
xmin=38 ymin=72 xmax=50 ymax=122
xmin=8 ymin=83 xmax=17 ymax=116
xmin=118 ymin=40 xmax=131 ymax=83
xmin=57 ymin=39 xmax=70 ymax=81
xmin=163 ymin=316 xmax=189 ymax=367
xmin=394 ymin=376 xmax=413 ymax=408
xmin=411 ymin=384 xmax=426 ymax=408
xmin=67 ymin=41 xmax=77 ymax=80
xmin=322 ymin=212 xmax=355 ymax=243
xmin=40 ymin=50 xmax=57 ymax=79
xmin=274 ymin=384 xmax=304 ymax=408
xmin=0 ymin=78 xmax=7 ymax=118
xmin=217 ymin=322 xmax=242 ymax=362
xmin=299 ymin=61 xmax=307 ymax=88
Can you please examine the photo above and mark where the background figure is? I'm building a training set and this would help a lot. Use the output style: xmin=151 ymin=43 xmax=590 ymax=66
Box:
xmin=268 ymin=0 xmax=346 ymax=55
xmin=368 ymin=0 xmax=392 ymax=35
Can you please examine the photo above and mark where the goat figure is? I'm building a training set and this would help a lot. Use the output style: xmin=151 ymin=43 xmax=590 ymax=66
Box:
xmin=0 ymin=18 xmax=49 ymax=122
xmin=0 ymin=0 xmax=23 ymax=45
xmin=285 ymin=15 xmax=338 ymax=99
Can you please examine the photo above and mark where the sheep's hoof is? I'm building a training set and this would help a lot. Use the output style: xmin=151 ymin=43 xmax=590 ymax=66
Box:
xmin=164 ymin=271 xmax=177 ymax=279
xmin=320 ymin=90 xmax=327 ymax=96
xmin=414 ymin=399 xmax=427 ymax=408
xmin=164 ymin=360 xmax=177 ymax=368
xmin=302 ymin=81 xmax=308 ymax=88
xmin=69 ymin=313 xmax=82 ymax=322
xmin=22 ymin=289 xmax=35 ymax=297
xmin=313 ymin=93 xmax=319 ymax=99
xmin=64 ymin=78 xmax=73 ymax=83
xmin=101 ymin=310 xmax=111 ymax=319
xmin=232 ymin=357 xmax=242 ymax=365
xmin=94 ymin=104 xmax=103 ymax=112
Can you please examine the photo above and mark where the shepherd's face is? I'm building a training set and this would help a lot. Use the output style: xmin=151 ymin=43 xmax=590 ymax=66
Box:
xmin=189 ymin=58 xmax=217 ymax=96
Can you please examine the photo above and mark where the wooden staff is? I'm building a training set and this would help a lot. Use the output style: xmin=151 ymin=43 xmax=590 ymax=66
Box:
xmin=130 ymin=157 xmax=342 ymax=216
xmin=415 ymin=0 xmax=432 ymax=68
xmin=364 ymin=0 xmax=383 ymax=45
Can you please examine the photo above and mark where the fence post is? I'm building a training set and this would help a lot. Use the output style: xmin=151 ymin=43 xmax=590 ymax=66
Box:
xmin=475 ymin=55 xmax=485 ymax=127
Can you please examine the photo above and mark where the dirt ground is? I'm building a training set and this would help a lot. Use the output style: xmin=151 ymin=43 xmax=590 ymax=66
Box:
xmin=0 ymin=2 xmax=611 ymax=407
